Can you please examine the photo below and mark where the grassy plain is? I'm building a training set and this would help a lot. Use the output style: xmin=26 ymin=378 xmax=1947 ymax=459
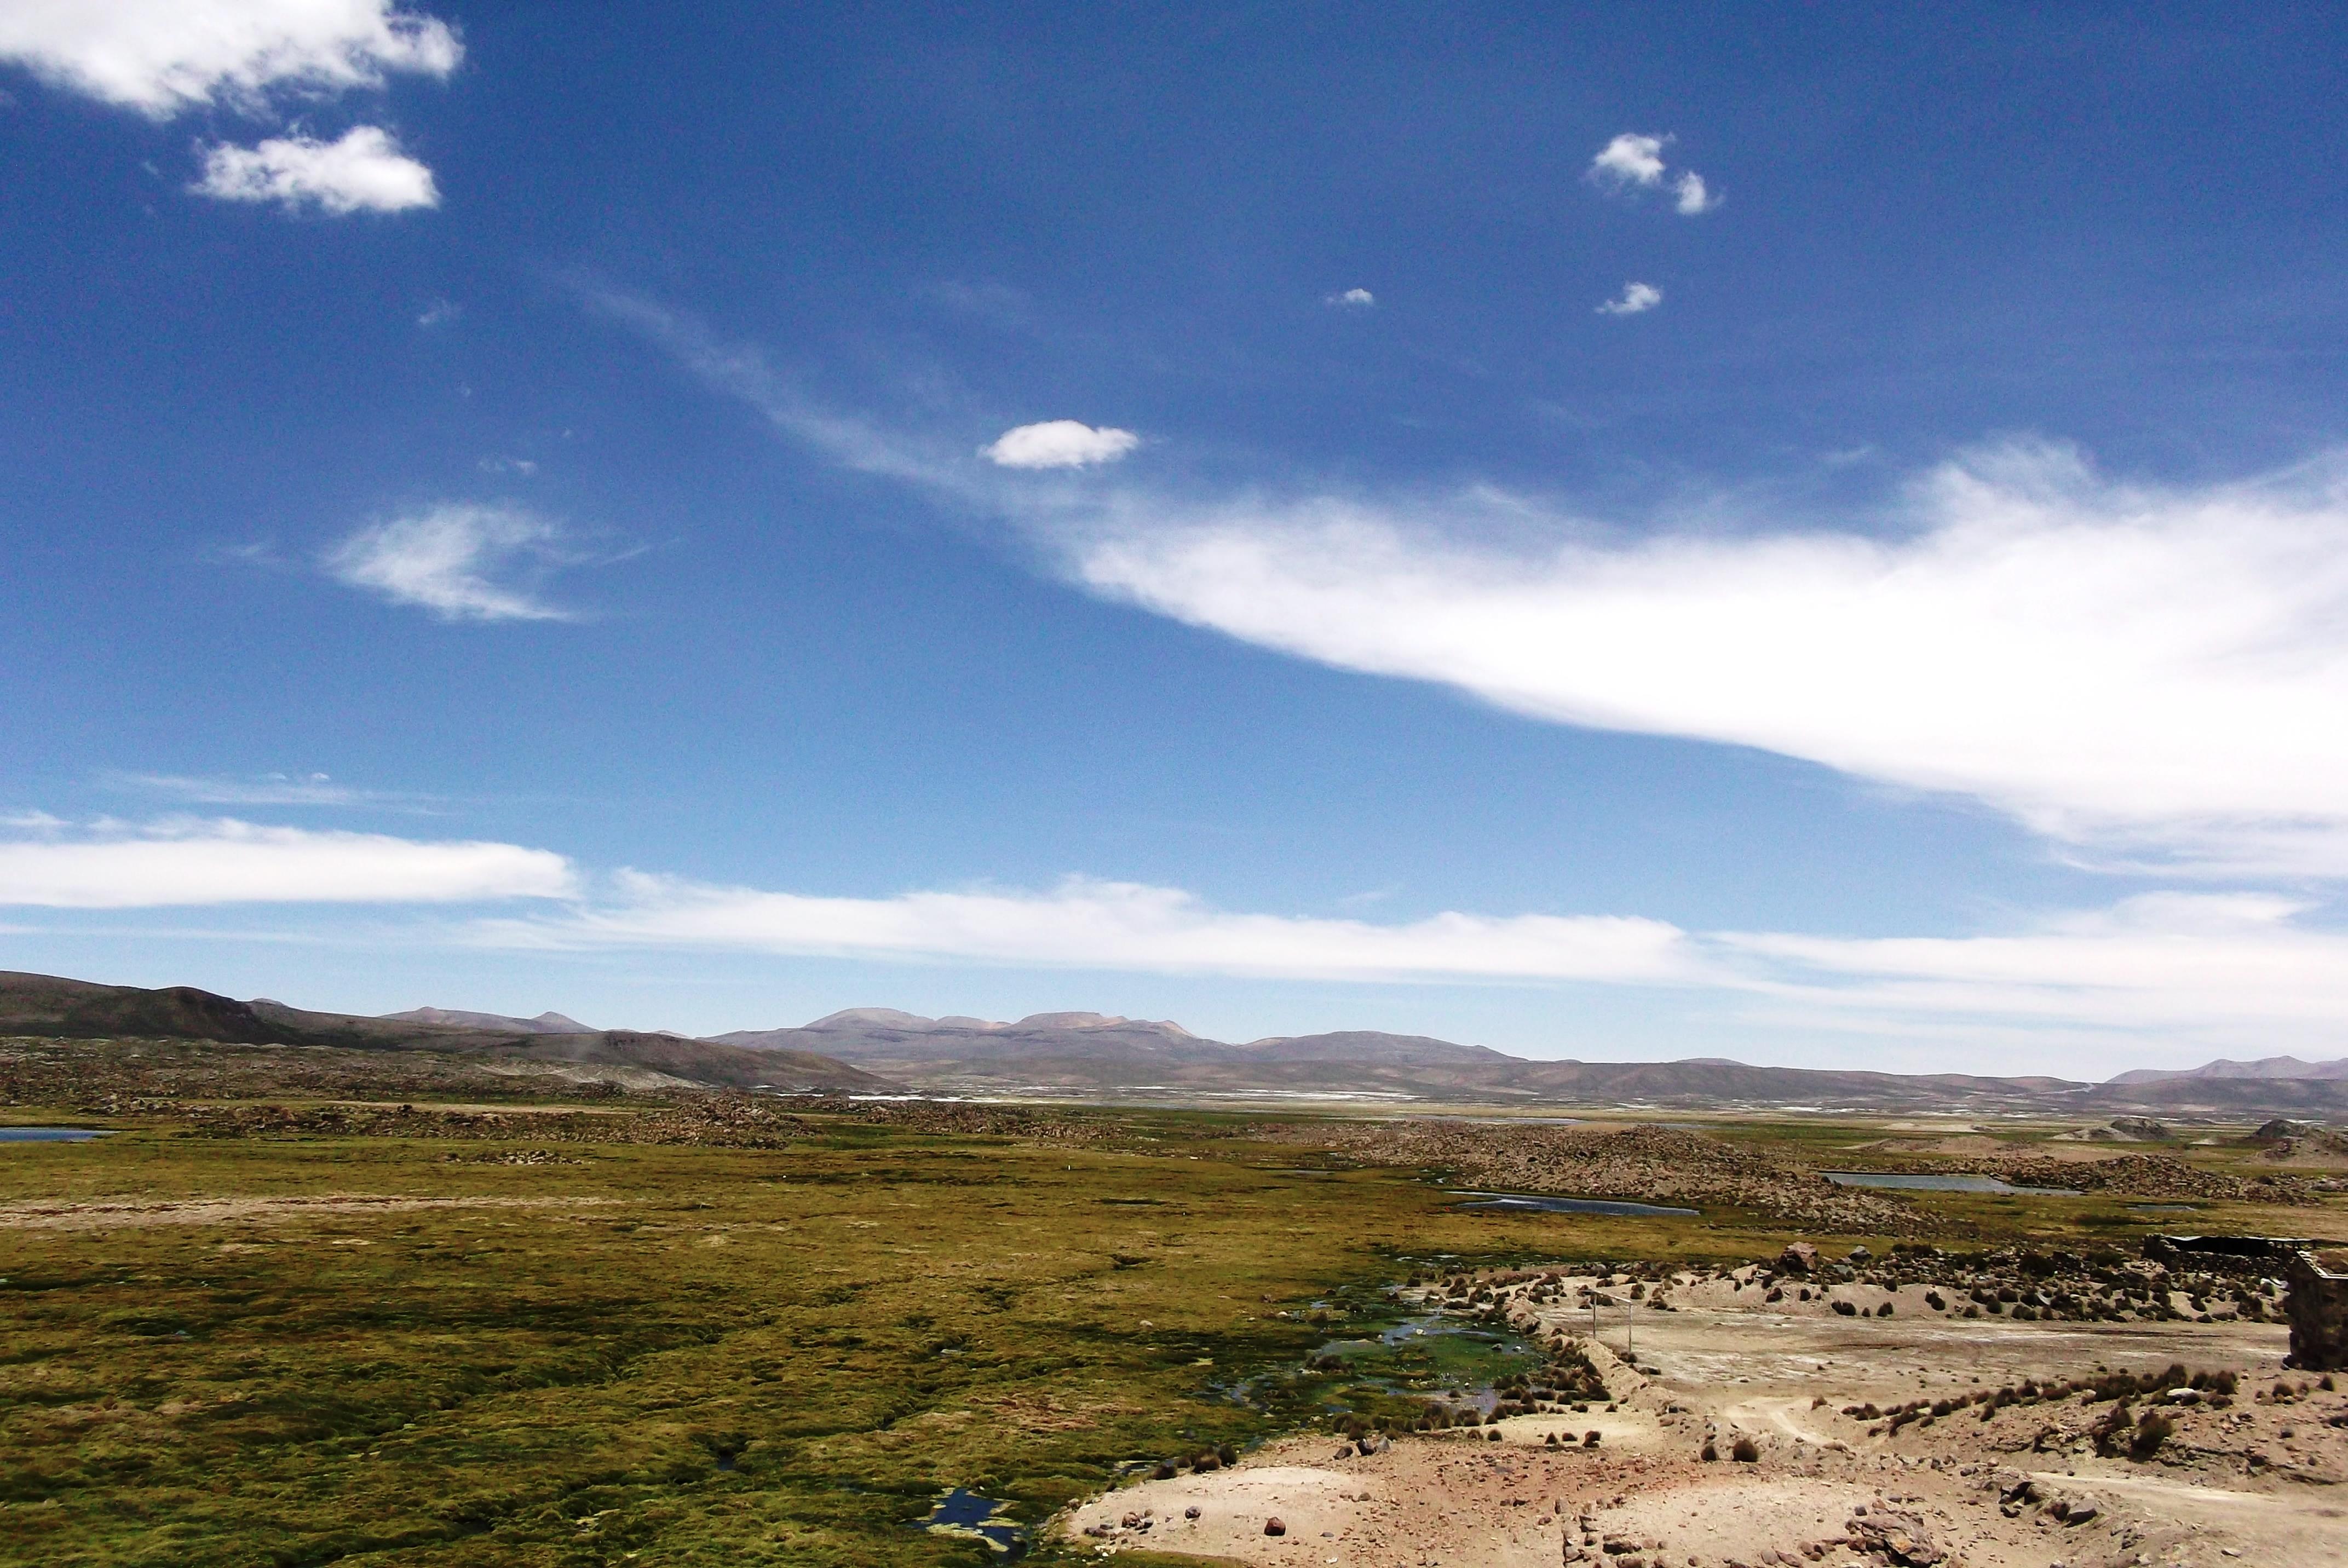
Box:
xmin=1 ymin=1101 xmax=2335 ymax=1567
xmin=0 ymin=1107 xmax=1722 ymax=1567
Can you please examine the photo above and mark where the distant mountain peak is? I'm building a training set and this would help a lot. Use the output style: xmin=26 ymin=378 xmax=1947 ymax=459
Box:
xmin=380 ymin=1006 xmax=592 ymax=1035
xmin=803 ymin=1007 xmax=945 ymax=1032
xmin=2108 ymin=1055 xmax=2348 ymax=1085
xmin=1009 ymin=1011 xmax=1191 ymax=1035
xmin=798 ymin=1006 xmax=1193 ymax=1037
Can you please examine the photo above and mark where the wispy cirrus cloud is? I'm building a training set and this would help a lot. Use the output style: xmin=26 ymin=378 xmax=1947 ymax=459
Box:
xmin=103 ymin=771 xmax=436 ymax=810
xmin=1718 ymin=892 xmax=2348 ymax=1051
xmin=321 ymin=502 xmax=607 ymax=622
xmin=576 ymin=285 xmax=960 ymax=488
xmin=0 ymin=817 xmax=573 ymax=908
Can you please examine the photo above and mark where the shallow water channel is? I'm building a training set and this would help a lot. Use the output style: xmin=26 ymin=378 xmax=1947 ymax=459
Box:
xmin=1822 ymin=1171 xmax=2080 ymax=1196
xmin=1445 ymin=1190 xmax=1699 ymax=1217
xmin=0 ymin=1128 xmax=110 ymax=1143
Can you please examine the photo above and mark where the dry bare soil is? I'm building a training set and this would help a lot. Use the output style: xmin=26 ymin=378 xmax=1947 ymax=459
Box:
xmin=1066 ymin=1270 xmax=2346 ymax=1568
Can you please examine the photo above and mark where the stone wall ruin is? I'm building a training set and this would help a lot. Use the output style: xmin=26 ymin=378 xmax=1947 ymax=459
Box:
xmin=2286 ymin=1248 xmax=2348 ymax=1370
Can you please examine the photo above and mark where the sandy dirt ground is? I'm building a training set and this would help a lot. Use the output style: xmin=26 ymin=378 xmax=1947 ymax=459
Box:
xmin=1061 ymin=1274 xmax=2348 ymax=1568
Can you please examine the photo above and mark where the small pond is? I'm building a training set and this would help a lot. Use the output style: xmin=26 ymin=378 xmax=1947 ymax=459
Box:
xmin=919 ymin=1489 xmax=1025 ymax=1556
xmin=1823 ymin=1171 xmax=2080 ymax=1196
xmin=0 ymin=1128 xmax=111 ymax=1143
xmin=1446 ymin=1190 xmax=1699 ymax=1218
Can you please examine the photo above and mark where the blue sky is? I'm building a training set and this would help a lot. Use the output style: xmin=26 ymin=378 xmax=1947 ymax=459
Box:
xmin=5 ymin=2 xmax=2348 ymax=1074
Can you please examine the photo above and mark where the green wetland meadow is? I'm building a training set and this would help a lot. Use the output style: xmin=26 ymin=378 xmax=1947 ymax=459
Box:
xmin=0 ymin=1099 xmax=2324 ymax=1566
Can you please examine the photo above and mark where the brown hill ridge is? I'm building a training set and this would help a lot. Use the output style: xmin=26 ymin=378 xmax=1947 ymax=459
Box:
xmin=0 ymin=971 xmax=892 ymax=1095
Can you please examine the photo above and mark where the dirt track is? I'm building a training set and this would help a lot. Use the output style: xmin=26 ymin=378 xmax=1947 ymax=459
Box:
xmin=0 ymin=1192 xmax=623 ymax=1230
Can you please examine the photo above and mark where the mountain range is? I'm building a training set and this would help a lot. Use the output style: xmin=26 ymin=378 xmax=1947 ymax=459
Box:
xmin=713 ymin=1007 xmax=2348 ymax=1114
xmin=7 ymin=970 xmax=2347 ymax=1115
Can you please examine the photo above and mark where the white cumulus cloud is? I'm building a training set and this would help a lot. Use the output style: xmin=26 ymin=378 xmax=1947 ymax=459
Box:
xmin=1327 ymin=287 xmax=1376 ymax=308
xmin=0 ymin=0 xmax=459 ymax=117
xmin=1597 ymin=281 xmax=1663 ymax=316
xmin=1589 ymin=132 xmax=1669 ymax=187
xmin=1587 ymin=131 xmax=1717 ymax=216
xmin=322 ymin=503 xmax=579 ymax=622
xmin=0 ymin=818 xmax=573 ymax=907
xmin=983 ymin=420 xmax=1142 ymax=470
xmin=1061 ymin=445 xmax=2348 ymax=876
xmin=192 ymin=125 xmax=436 ymax=213
xmin=0 ymin=0 xmax=458 ymax=117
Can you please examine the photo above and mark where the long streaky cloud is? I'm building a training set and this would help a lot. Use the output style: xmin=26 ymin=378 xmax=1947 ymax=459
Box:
xmin=428 ymin=869 xmax=2348 ymax=1060
xmin=1720 ymin=892 xmax=2348 ymax=1049
xmin=486 ymin=872 xmax=1699 ymax=984
xmin=576 ymin=286 xmax=961 ymax=489
xmin=1064 ymin=446 xmax=2348 ymax=874
xmin=9 ymin=810 xmax=2348 ymax=1062
xmin=0 ymin=818 xmax=574 ymax=908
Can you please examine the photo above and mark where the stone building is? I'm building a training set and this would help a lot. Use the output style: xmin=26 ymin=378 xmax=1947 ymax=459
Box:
xmin=2287 ymin=1249 xmax=2348 ymax=1371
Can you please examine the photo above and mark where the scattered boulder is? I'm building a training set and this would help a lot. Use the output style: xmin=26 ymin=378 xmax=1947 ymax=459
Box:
xmin=1779 ymin=1242 xmax=1818 ymax=1274
xmin=1848 ymin=1507 xmax=1943 ymax=1565
xmin=1264 ymin=1516 xmax=1286 ymax=1537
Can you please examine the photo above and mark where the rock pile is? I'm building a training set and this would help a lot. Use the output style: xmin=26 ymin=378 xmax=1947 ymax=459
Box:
xmin=1276 ymin=1121 xmax=1940 ymax=1234
xmin=1434 ymin=1239 xmax=2289 ymax=1330
xmin=1986 ymin=1153 xmax=2315 ymax=1205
